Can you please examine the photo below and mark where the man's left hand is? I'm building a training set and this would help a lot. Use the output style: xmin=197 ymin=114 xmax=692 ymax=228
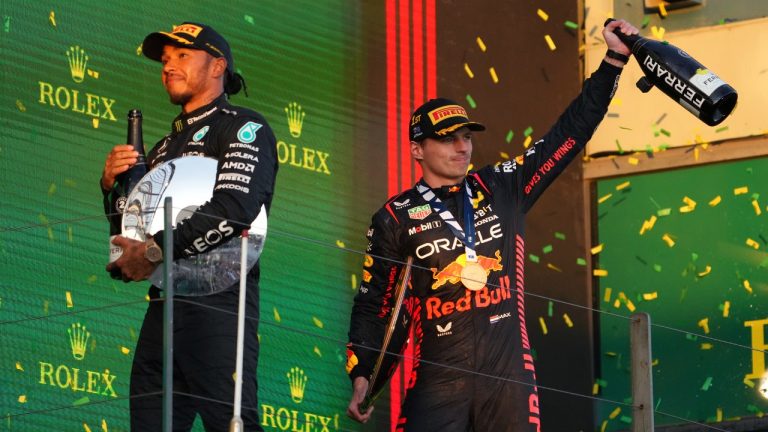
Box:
xmin=107 ymin=236 xmax=160 ymax=282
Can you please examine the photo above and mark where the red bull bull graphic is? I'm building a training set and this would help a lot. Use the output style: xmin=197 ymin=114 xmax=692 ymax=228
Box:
xmin=430 ymin=250 xmax=503 ymax=290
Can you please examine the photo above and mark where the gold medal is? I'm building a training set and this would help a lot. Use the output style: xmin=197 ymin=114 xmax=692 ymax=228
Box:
xmin=460 ymin=261 xmax=487 ymax=291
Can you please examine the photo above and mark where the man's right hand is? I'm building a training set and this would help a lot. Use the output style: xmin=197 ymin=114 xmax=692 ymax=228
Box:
xmin=346 ymin=376 xmax=373 ymax=423
xmin=101 ymin=144 xmax=139 ymax=191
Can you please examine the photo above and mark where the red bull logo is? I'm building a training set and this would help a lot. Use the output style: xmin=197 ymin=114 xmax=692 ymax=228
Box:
xmin=426 ymin=285 xmax=512 ymax=320
xmin=430 ymin=250 xmax=503 ymax=290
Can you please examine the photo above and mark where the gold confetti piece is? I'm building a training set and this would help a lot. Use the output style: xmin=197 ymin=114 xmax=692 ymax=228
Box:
xmin=598 ymin=193 xmax=612 ymax=204
xmin=604 ymin=287 xmax=612 ymax=303
xmin=547 ymin=263 xmax=562 ymax=272
xmin=746 ymin=238 xmax=760 ymax=250
xmin=593 ymin=269 xmax=608 ymax=277
xmin=476 ymin=36 xmax=486 ymax=52
xmin=694 ymin=147 xmax=699 ymax=161
xmin=537 ymin=9 xmax=549 ymax=21
xmin=102 ymin=419 xmax=108 ymax=432
xmin=601 ymin=420 xmax=609 ymax=432
xmin=627 ymin=157 xmax=639 ymax=165
xmin=84 ymin=424 xmax=93 ymax=432
xmin=734 ymin=186 xmax=749 ymax=195
xmin=753 ymin=200 xmax=762 ymax=216
xmin=626 ymin=299 xmax=636 ymax=312
xmin=613 ymin=298 xmax=621 ymax=309
xmin=523 ymin=135 xmax=532 ymax=148
xmin=120 ymin=346 xmax=131 ymax=355
xmin=591 ymin=244 xmax=604 ymax=255
xmin=640 ymin=215 xmax=658 ymax=235
xmin=592 ymin=383 xmax=599 ymax=395
xmin=350 ymin=274 xmax=357 ymax=289
xmin=744 ymin=280 xmax=753 ymax=294
xmin=659 ymin=2 xmax=668 ymax=17
xmin=87 ymin=69 xmax=99 ymax=79
xmin=651 ymin=25 xmax=666 ymax=40
xmin=609 ymin=407 xmax=621 ymax=419
xmin=701 ymin=343 xmax=713 ymax=350
xmin=66 ymin=291 xmax=73 ymax=308
xmin=273 ymin=307 xmax=281 ymax=322
xmin=312 ymin=317 xmax=324 ymax=328
xmin=643 ymin=292 xmax=658 ymax=300
xmin=92 ymin=118 xmax=99 ymax=129
xmin=489 ymin=67 xmax=499 ymax=84
xmin=144 ymin=294 xmax=151 ymax=302
xmin=698 ymin=265 xmax=711 ymax=277
xmin=136 ymin=44 xmax=143 ymax=56
xmin=723 ymin=301 xmax=730 ymax=318
xmin=335 ymin=240 xmax=345 ymax=248
xmin=499 ymin=151 xmax=509 ymax=159
xmin=744 ymin=377 xmax=755 ymax=388
xmin=544 ymin=34 xmax=556 ymax=51
xmin=16 ymin=362 xmax=23 ymax=371
xmin=698 ymin=318 xmax=710 ymax=334
xmin=662 ymin=233 xmax=675 ymax=247
xmin=615 ymin=181 xmax=630 ymax=190
xmin=679 ymin=205 xmax=695 ymax=214
xmin=563 ymin=313 xmax=573 ymax=327
xmin=683 ymin=196 xmax=697 ymax=207
xmin=717 ymin=408 xmax=723 ymax=422
xmin=709 ymin=196 xmax=721 ymax=206
xmin=18 ymin=395 xmax=27 ymax=403
xmin=15 ymin=99 xmax=26 ymax=112
xmin=49 ymin=11 xmax=56 ymax=27
xmin=313 ymin=346 xmax=322 ymax=357
xmin=464 ymin=63 xmax=474 ymax=78
xmin=539 ymin=317 xmax=548 ymax=335
xmin=651 ymin=358 xmax=659 ymax=366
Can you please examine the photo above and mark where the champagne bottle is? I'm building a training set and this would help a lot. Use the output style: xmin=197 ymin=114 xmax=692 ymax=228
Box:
xmin=605 ymin=18 xmax=737 ymax=126
xmin=109 ymin=109 xmax=148 ymax=279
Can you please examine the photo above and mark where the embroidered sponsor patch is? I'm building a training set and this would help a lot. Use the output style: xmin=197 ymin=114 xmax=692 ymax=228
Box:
xmin=236 ymin=121 xmax=262 ymax=144
xmin=193 ymin=125 xmax=209 ymax=142
xmin=407 ymin=204 xmax=432 ymax=220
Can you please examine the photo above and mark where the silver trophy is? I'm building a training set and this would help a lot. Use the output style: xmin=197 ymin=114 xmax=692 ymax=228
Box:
xmin=120 ymin=156 xmax=267 ymax=296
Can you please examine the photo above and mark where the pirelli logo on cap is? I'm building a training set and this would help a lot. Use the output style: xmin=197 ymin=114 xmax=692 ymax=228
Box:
xmin=172 ymin=24 xmax=204 ymax=37
xmin=428 ymin=105 xmax=468 ymax=125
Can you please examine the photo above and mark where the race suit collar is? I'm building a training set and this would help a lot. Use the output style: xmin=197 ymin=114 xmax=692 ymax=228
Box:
xmin=171 ymin=93 xmax=228 ymax=134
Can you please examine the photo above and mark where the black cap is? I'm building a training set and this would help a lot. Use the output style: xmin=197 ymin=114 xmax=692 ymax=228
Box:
xmin=142 ymin=22 xmax=246 ymax=95
xmin=409 ymin=98 xmax=485 ymax=141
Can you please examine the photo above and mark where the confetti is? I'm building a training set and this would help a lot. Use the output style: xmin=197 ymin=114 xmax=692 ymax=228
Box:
xmin=18 ymin=395 xmax=27 ymax=403
xmin=313 ymin=346 xmax=322 ymax=357
xmin=544 ymin=35 xmax=556 ymax=51
xmin=539 ymin=317 xmax=548 ymax=335
xmin=734 ymin=186 xmax=749 ymax=195
xmin=523 ymin=135 xmax=532 ymax=149
xmin=593 ymin=382 xmax=600 ymax=395
xmin=565 ymin=20 xmax=578 ymax=29
xmin=723 ymin=301 xmax=730 ymax=318
xmin=753 ymin=200 xmax=762 ymax=215
xmin=87 ymin=275 xmax=97 ymax=284
xmin=244 ymin=15 xmax=255 ymax=25
xmin=505 ymin=130 xmax=514 ymax=143
xmin=744 ymin=280 xmax=753 ymax=294
xmin=576 ymin=257 xmax=586 ymax=266
xmin=709 ymin=196 xmax=722 ymax=206
xmin=15 ymin=99 xmax=26 ymax=112
xmin=92 ymin=118 xmax=100 ymax=129
xmin=639 ymin=215 xmax=657 ymax=235
xmin=66 ymin=291 xmax=73 ymax=308
xmin=464 ymin=63 xmax=474 ymax=78
xmin=716 ymin=125 xmax=729 ymax=133
xmin=273 ymin=307 xmax=281 ymax=322
xmin=16 ymin=362 xmax=23 ymax=371
xmin=350 ymin=274 xmax=357 ymax=289
xmin=698 ymin=318 xmax=710 ymax=334
xmin=87 ymin=69 xmax=99 ymax=79
xmin=651 ymin=25 xmax=666 ymax=40
xmin=548 ymin=301 xmax=553 ymax=317
xmin=593 ymin=269 xmax=608 ymax=277
xmin=335 ymin=240 xmax=345 ymax=248
xmin=542 ymin=244 xmax=553 ymax=254
xmin=662 ymin=234 xmax=675 ymax=247
xmin=643 ymin=292 xmax=658 ymax=301
xmin=49 ymin=11 xmax=56 ymax=27
xmin=529 ymin=254 xmax=540 ymax=263
xmin=615 ymin=139 xmax=623 ymax=154
xmin=626 ymin=299 xmax=636 ymax=312
xmin=466 ymin=94 xmax=476 ymax=109
xmin=701 ymin=376 xmax=713 ymax=391
xmin=554 ymin=232 xmax=566 ymax=240
xmin=312 ymin=316 xmax=324 ymax=328
xmin=609 ymin=407 xmax=621 ymax=419
xmin=657 ymin=208 xmax=671 ymax=217
xmin=601 ymin=420 xmax=608 ymax=432
xmin=746 ymin=238 xmax=760 ymax=250
xmin=659 ymin=2 xmax=668 ymax=17
xmin=3 ymin=15 xmax=10 ymax=33
xmin=701 ymin=343 xmax=713 ymax=350
xmin=615 ymin=181 xmax=630 ymax=191
xmin=499 ymin=151 xmax=509 ymax=159
xmin=591 ymin=244 xmax=604 ymax=255
xmin=627 ymin=157 xmax=639 ymax=166
xmin=697 ymin=265 xmax=711 ymax=277
xmin=537 ymin=9 xmax=549 ymax=21
xmin=604 ymin=287 xmax=612 ymax=303
xmin=563 ymin=313 xmax=573 ymax=328
xmin=476 ymin=36 xmax=486 ymax=52
xmin=547 ymin=263 xmax=562 ymax=272
xmin=73 ymin=396 xmax=90 ymax=406
xmin=120 ymin=346 xmax=131 ymax=355
xmin=489 ymin=67 xmax=499 ymax=84
xmin=744 ymin=378 xmax=755 ymax=388
xmin=598 ymin=193 xmax=612 ymax=204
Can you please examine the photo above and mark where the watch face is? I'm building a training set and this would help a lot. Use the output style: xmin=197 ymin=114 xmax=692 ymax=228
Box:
xmin=145 ymin=244 xmax=163 ymax=263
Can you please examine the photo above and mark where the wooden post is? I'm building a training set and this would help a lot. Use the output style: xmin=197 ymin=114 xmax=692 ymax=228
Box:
xmin=631 ymin=312 xmax=654 ymax=432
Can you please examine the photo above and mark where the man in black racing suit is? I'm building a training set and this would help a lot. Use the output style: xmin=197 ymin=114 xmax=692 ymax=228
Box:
xmin=100 ymin=22 xmax=277 ymax=431
xmin=346 ymin=19 xmax=638 ymax=432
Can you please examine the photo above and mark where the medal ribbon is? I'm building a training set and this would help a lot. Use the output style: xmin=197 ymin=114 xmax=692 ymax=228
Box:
xmin=415 ymin=179 xmax=477 ymax=262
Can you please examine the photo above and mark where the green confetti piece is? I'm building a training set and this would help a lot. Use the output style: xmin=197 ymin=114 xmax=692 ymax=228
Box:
xmin=523 ymin=126 xmax=533 ymax=137
xmin=312 ymin=316 xmax=324 ymax=329
xmin=47 ymin=183 xmax=57 ymax=195
xmin=620 ymin=416 xmax=632 ymax=424
xmin=657 ymin=143 xmax=669 ymax=151
xmin=718 ymin=303 xmax=725 ymax=311
xmin=686 ymin=333 xmax=698 ymax=341
xmin=596 ymin=378 xmax=608 ymax=387
xmin=691 ymin=252 xmax=699 ymax=262
xmin=244 ymin=15 xmax=254 ymax=25
xmin=47 ymin=227 xmax=54 ymax=240
xmin=505 ymin=130 xmax=514 ymax=143
xmin=623 ymin=396 xmax=633 ymax=404
xmin=547 ymin=301 xmax=553 ymax=317
xmin=655 ymin=398 xmax=662 ymax=410
xmin=554 ymin=232 xmax=566 ymax=240
xmin=542 ymin=244 xmax=553 ymax=254
xmin=751 ymin=192 xmax=760 ymax=200
xmin=67 ymin=226 xmax=73 ymax=242
xmin=657 ymin=208 xmax=671 ymax=216
xmin=73 ymin=396 xmax=90 ymax=406
xmin=715 ymin=125 xmax=729 ymax=133
xmin=576 ymin=258 xmax=587 ymax=266
xmin=3 ymin=15 xmax=10 ymax=33
xmin=530 ymin=347 xmax=537 ymax=360
xmin=701 ymin=376 xmax=713 ymax=391
xmin=38 ymin=213 xmax=49 ymax=225
xmin=660 ymin=128 xmax=671 ymax=137
xmin=87 ymin=275 xmax=97 ymax=283
xmin=641 ymin=16 xmax=651 ymax=28
xmin=615 ymin=139 xmax=623 ymax=154
xmin=466 ymin=94 xmax=476 ymax=109
xmin=529 ymin=254 xmax=540 ymax=263
xmin=64 ymin=178 xmax=76 ymax=187
xmin=653 ymin=264 xmax=662 ymax=272
xmin=564 ymin=20 xmax=578 ymax=29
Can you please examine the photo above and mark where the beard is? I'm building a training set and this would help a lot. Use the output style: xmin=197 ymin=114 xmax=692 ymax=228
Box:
xmin=168 ymin=90 xmax=191 ymax=107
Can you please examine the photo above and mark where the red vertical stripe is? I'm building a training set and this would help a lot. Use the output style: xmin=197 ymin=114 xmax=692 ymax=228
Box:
xmin=399 ymin=0 xmax=412 ymax=191
xmin=425 ymin=0 xmax=436 ymax=100
xmin=411 ymin=0 xmax=424 ymax=184
xmin=386 ymin=0 xmax=398 ymax=197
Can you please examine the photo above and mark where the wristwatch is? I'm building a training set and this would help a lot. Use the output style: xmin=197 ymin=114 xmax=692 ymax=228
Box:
xmin=144 ymin=238 xmax=163 ymax=264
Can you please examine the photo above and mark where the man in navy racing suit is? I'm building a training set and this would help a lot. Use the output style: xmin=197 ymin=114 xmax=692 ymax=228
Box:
xmin=346 ymin=19 xmax=638 ymax=432
xmin=100 ymin=22 xmax=277 ymax=431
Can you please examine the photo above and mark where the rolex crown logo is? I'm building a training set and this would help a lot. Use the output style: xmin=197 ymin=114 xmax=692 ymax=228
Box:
xmin=286 ymin=367 xmax=308 ymax=403
xmin=68 ymin=322 xmax=91 ymax=360
xmin=66 ymin=46 xmax=89 ymax=83
xmin=284 ymin=102 xmax=305 ymax=138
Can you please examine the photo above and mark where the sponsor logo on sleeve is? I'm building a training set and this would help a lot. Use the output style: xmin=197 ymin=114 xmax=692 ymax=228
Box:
xmin=237 ymin=121 xmax=263 ymax=144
